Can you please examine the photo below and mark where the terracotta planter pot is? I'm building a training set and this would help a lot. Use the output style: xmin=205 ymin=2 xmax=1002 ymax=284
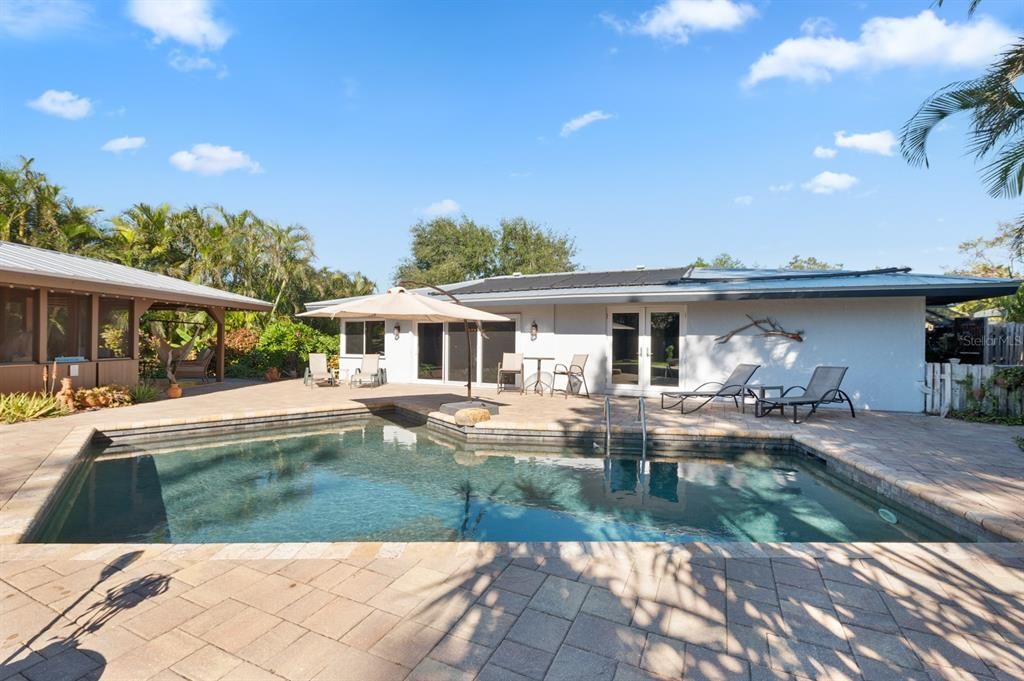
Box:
xmin=166 ymin=383 xmax=183 ymax=399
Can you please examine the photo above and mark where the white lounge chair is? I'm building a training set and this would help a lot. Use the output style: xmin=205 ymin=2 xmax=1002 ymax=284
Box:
xmin=307 ymin=353 xmax=334 ymax=387
xmin=350 ymin=353 xmax=381 ymax=388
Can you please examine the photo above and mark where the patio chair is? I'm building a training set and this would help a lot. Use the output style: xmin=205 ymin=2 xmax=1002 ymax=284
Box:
xmin=660 ymin=363 xmax=760 ymax=414
xmin=307 ymin=352 xmax=334 ymax=387
xmin=350 ymin=353 xmax=381 ymax=388
xmin=496 ymin=352 xmax=525 ymax=394
xmin=175 ymin=347 xmax=216 ymax=383
xmin=551 ymin=353 xmax=590 ymax=398
xmin=755 ymin=365 xmax=855 ymax=424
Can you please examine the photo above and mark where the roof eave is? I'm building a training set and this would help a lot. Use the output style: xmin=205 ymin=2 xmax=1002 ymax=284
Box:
xmin=0 ymin=269 xmax=273 ymax=312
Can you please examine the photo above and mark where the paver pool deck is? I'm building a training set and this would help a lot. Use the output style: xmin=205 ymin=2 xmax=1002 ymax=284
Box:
xmin=1 ymin=380 xmax=1022 ymax=680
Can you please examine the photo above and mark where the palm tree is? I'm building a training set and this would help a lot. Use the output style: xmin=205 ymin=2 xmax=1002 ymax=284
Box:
xmin=900 ymin=1 xmax=1024 ymax=252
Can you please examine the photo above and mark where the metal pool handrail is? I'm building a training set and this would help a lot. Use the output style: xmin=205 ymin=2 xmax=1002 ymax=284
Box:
xmin=604 ymin=396 xmax=612 ymax=454
xmin=637 ymin=397 xmax=647 ymax=460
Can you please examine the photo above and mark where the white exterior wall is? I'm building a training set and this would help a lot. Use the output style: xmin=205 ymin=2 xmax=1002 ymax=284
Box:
xmin=334 ymin=297 xmax=926 ymax=412
xmin=680 ymin=297 xmax=925 ymax=412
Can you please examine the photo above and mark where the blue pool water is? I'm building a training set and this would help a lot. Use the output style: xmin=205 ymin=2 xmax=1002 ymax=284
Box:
xmin=36 ymin=415 xmax=963 ymax=543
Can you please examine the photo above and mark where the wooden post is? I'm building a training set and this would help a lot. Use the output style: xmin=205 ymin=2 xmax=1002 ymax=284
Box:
xmin=207 ymin=306 xmax=226 ymax=382
xmin=131 ymin=298 xmax=154 ymax=359
xmin=36 ymin=288 xmax=47 ymax=365
xmin=89 ymin=294 xmax=100 ymax=360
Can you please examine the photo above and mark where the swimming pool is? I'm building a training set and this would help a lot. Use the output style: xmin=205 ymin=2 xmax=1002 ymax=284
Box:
xmin=34 ymin=415 xmax=964 ymax=543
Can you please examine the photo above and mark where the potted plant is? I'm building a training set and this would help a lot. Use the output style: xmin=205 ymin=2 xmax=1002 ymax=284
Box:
xmin=152 ymin=323 xmax=197 ymax=399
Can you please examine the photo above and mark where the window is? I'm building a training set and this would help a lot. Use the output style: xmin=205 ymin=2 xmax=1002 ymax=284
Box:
xmin=47 ymin=293 xmax=91 ymax=360
xmin=0 ymin=287 xmax=37 ymax=363
xmin=417 ymin=323 xmax=443 ymax=380
xmin=343 ymin=320 xmax=385 ymax=355
xmin=480 ymin=321 xmax=516 ymax=384
xmin=98 ymin=298 xmax=132 ymax=359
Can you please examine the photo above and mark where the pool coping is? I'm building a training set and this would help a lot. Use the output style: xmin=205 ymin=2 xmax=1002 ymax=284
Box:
xmin=1 ymin=400 xmax=1020 ymax=545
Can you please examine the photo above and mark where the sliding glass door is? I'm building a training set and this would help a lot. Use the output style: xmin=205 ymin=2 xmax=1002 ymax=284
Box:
xmin=417 ymin=316 xmax=518 ymax=385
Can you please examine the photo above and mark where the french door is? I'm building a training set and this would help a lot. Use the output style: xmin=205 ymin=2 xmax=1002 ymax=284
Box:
xmin=416 ymin=316 xmax=520 ymax=386
xmin=607 ymin=306 xmax=684 ymax=394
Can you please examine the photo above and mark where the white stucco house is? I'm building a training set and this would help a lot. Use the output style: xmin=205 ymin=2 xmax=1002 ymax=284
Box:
xmin=305 ymin=266 xmax=1020 ymax=413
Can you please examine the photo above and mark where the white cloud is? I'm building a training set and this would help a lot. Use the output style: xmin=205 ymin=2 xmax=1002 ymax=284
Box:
xmin=0 ymin=0 xmax=90 ymax=38
xmin=27 ymin=89 xmax=92 ymax=119
xmin=769 ymin=183 xmax=794 ymax=192
xmin=834 ymin=129 xmax=897 ymax=156
xmin=102 ymin=136 xmax=146 ymax=153
xmin=560 ymin=110 xmax=614 ymax=137
xmin=745 ymin=10 xmax=1013 ymax=87
xmin=128 ymin=0 xmax=230 ymax=50
xmin=169 ymin=144 xmax=262 ymax=175
xmin=800 ymin=16 xmax=835 ymax=37
xmin=813 ymin=146 xmax=837 ymax=159
xmin=734 ymin=195 xmax=753 ymax=206
xmin=802 ymin=171 xmax=858 ymax=194
xmin=602 ymin=0 xmax=756 ymax=44
xmin=168 ymin=50 xmax=228 ymax=78
xmin=424 ymin=199 xmax=461 ymax=216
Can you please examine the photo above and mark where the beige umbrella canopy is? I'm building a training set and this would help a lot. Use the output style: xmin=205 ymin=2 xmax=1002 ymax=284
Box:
xmin=298 ymin=287 xmax=508 ymax=396
xmin=298 ymin=286 xmax=508 ymax=322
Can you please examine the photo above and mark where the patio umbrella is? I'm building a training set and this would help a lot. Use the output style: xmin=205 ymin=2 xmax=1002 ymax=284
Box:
xmin=297 ymin=287 xmax=508 ymax=397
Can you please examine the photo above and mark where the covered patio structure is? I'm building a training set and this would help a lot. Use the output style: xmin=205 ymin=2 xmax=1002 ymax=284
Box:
xmin=0 ymin=242 xmax=272 ymax=393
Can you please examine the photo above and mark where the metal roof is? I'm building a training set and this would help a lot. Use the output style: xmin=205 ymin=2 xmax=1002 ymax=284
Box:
xmin=0 ymin=241 xmax=272 ymax=311
xmin=308 ymin=266 xmax=1019 ymax=308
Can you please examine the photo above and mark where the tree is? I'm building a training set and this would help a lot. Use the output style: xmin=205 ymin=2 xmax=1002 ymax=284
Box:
xmin=947 ymin=222 xmax=1024 ymax=320
xmin=690 ymin=253 xmax=744 ymax=268
xmin=394 ymin=215 xmax=577 ymax=285
xmin=900 ymin=0 xmax=1024 ymax=253
xmin=493 ymin=217 xmax=577 ymax=275
xmin=0 ymin=158 xmax=376 ymax=331
xmin=785 ymin=255 xmax=843 ymax=271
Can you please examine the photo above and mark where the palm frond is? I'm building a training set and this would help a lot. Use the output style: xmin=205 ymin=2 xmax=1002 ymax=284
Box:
xmin=982 ymin=140 xmax=1024 ymax=198
xmin=900 ymin=79 xmax=987 ymax=167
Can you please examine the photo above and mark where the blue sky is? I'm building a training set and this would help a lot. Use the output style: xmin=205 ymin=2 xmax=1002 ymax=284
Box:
xmin=2 ymin=0 xmax=1023 ymax=289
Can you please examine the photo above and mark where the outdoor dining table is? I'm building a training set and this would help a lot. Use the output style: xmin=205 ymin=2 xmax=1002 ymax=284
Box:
xmin=524 ymin=356 xmax=555 ymax=395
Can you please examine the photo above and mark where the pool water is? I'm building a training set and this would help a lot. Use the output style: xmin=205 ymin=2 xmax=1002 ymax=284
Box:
xmin=36 ymin=415 xmax=964 ymax=543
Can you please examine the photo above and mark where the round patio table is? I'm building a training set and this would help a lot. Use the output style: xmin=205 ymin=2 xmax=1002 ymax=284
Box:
xmin=524 ymin=356 xmax=555 ymax=395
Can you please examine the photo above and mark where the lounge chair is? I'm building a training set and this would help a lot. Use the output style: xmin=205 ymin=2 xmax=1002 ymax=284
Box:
xmin=551 ymin=353 xmax=590 ymax=398
xmin=307 ymin=352 xmax=334 ymax=387
xmin=754 ymin=365 xmax=855 ymax=423
xmin=496 ymin=352 xmax=525 ymax=394
xmin=350 ymin=353 xmax=381 ymax=388
xmin=175 ymin=347 xmax=216 ymax=383
xmin=660 ymin=363 xmax=760 ymax=414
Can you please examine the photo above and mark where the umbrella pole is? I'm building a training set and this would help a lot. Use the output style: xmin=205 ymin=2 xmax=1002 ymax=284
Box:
xmin=465 ymin=321 xmax=473 ymax=398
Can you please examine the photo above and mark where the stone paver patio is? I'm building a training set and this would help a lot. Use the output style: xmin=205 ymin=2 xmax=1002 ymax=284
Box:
xmin=1 ymin=379 xmax=1023 ymax=680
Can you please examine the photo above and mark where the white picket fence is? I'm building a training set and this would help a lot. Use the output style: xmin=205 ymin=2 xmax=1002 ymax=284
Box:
xmin=923 ymin=362 xmax=1024 ymax=417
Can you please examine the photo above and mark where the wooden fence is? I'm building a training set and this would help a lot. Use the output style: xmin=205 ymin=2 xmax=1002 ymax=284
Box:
xmin=923 ymin=362 xmax=1024 ymax=417
xmin=987 ymin=322 xmax=1024 ymax=365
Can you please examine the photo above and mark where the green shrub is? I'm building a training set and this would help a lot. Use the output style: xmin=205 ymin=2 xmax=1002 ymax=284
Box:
xmin=131 ymin=381 xmax=160 ymax=403
xmin=0 ymin=392 xmax=70 ymax=424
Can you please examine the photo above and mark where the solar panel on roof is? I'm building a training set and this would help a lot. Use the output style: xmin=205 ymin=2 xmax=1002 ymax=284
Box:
xmin=453 ymin=266 xmax=697 ymax=294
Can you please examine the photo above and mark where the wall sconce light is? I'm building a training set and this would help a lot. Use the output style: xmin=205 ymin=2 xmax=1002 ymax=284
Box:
xmin=393 ymin=323 xmax=401 ymax=340
xmin=530 ymin=321 xmax=539 ymax=341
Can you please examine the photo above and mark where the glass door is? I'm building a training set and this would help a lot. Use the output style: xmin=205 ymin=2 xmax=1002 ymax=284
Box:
xmin=647 ymin=308 xmax=681 ymax=390
xmin=607 ymin=306 xmax=684 ymax=394
xmin=610 ymin=310 xmax=641 ymax=388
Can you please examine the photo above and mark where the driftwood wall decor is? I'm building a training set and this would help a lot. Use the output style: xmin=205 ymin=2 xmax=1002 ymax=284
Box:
xmin=714 ymin=315 xmax=804 ymax=344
